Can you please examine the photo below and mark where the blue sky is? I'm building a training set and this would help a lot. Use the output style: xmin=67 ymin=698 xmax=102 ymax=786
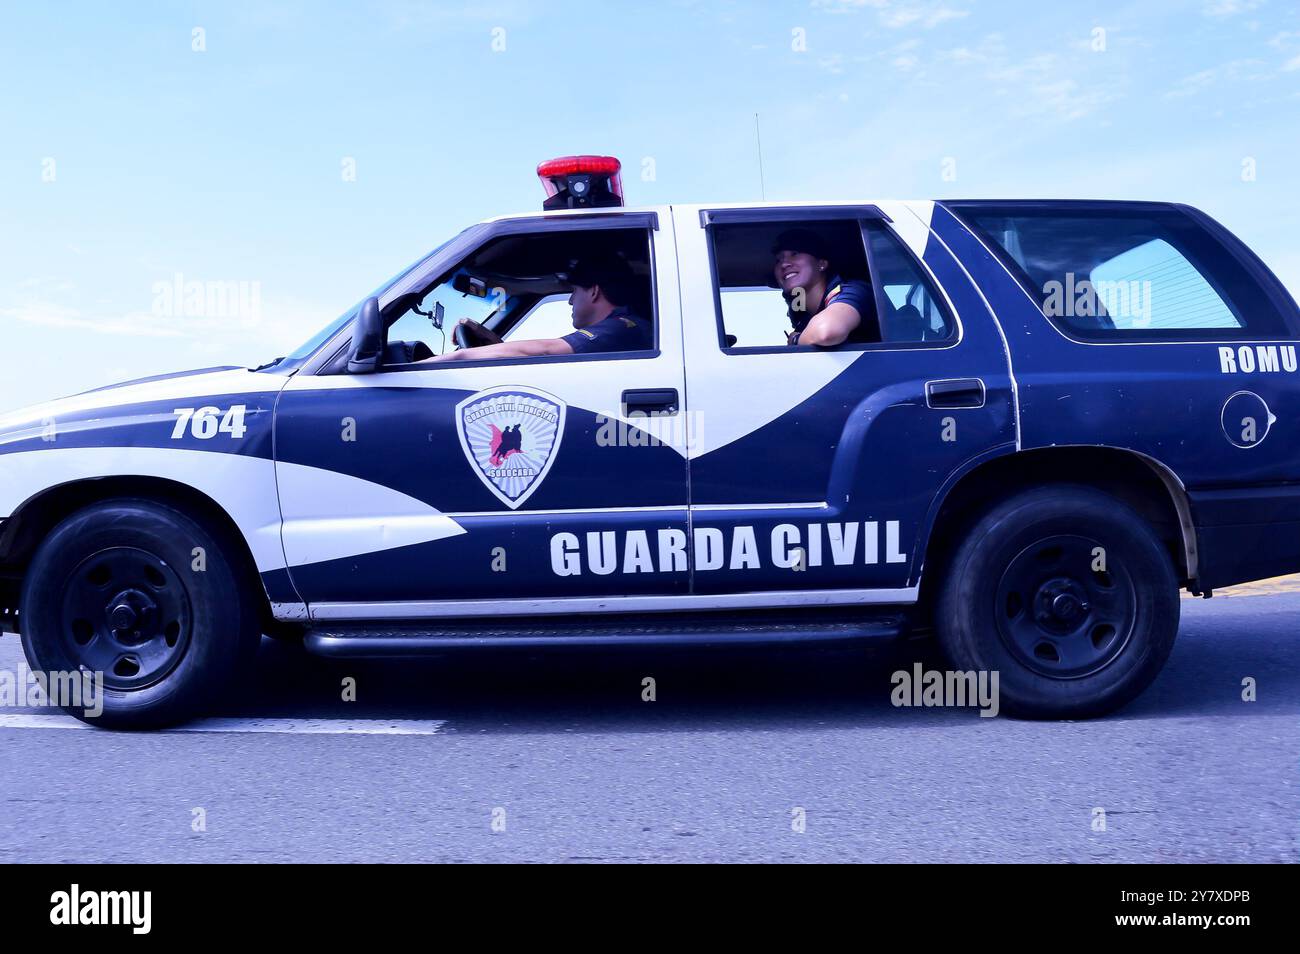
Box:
xmin=1 ymin=0 xmax=1298 ymax=411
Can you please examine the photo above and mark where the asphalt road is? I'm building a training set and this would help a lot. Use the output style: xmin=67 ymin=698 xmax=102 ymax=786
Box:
xmin=1 ymin=586 xmax=1297 ymax=863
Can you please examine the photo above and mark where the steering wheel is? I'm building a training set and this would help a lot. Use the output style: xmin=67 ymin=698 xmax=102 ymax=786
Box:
xmin=452 ymin=318 xmax=503 ymax=350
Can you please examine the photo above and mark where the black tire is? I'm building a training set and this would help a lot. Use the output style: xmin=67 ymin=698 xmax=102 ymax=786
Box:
xmin=19 ymin=499 xmax=261 ymax=729
xmin=936 ymin=485 xmax=1179 ymax=719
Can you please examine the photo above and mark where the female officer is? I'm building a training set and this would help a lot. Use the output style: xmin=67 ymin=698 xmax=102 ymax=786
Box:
xmin=771 ymin=228 xmax=874 ymax=347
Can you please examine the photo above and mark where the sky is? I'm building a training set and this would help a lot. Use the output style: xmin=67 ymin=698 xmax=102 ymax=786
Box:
xmin=1 ymin=0 xmax=1298 ymax=412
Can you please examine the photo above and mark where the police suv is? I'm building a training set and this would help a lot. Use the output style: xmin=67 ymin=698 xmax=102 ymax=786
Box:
xmin=2 ymin=156 xmax=1297 ymax=728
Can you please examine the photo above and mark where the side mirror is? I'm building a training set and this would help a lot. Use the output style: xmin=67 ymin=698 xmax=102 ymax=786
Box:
xmin=347 ymin=297 xmax=383 ymax=374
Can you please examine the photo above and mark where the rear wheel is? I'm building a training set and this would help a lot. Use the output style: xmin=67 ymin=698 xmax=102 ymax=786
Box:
xmin=936 ymin=485 xmax=1179 ymax=719
xmin=20 ymin=499 xmax=261 ymax=729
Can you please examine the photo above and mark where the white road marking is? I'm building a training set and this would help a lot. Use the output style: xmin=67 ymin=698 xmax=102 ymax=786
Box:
xmin=0 ymin=713 xmax=446 ymax=734
xmin=1182 ymin=574 xmax=1300 ymax=599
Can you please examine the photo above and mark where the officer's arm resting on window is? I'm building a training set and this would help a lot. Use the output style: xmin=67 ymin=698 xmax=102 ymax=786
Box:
xmin=797 ymin=302 xmax=863 ymax=347
xmin=423 ymin=337 xmax=574 ymax=362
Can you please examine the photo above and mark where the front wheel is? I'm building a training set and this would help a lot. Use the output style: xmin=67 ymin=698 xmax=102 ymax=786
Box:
xmin=20 ymin=499 xmax=261 ymax=729
xmin=936 ymin=485 xmax=1180 ymax=719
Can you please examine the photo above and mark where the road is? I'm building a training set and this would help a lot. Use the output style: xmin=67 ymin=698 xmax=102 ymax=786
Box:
xmin=1 ymin=584 xmax=1297 ymax=863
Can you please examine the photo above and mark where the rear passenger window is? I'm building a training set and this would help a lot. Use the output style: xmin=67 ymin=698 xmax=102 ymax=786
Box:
xmin=707 ymin=215 xmax=954 ymax=350
xmin=952 ymin=203 xmax=1294 ymax=340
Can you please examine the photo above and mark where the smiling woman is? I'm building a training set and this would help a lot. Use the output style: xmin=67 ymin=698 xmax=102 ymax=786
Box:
xmin=710 ymin=216 xmax=954 ymax=349
xmin=712 ymin=218 xmax=870 ymax=348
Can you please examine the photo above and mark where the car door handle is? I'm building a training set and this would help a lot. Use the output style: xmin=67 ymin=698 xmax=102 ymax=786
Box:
xmin=926 ymin=378 xmax=985 ymax=409
xmin=622 ymin=388 xmax=679 ymax=415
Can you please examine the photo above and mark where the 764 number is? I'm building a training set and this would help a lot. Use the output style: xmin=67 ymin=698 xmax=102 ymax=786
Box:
xmin=171 ymin=405 xmax=248 ymax=440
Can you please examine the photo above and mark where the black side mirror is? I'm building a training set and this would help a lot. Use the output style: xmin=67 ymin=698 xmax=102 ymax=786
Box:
xmin=347 ymin=297 xmax=383 ymax=374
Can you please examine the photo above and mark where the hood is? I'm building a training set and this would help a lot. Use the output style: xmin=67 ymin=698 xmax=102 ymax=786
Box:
xmin=71 ymin=365 xmax=242 ymax=398
xmin=0 ymin=366 xmax=288 ymax=437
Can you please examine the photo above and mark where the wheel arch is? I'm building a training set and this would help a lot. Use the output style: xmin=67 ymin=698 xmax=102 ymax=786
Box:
xmin=917 ymin=445 xmax=1198 ymax=613
xmin=0 ymin=475 xmax=280 ymax=630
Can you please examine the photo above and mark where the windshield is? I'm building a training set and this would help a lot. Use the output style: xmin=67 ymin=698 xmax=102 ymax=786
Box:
xmin=273 ymin=229 xmax=473 ymax=365
xmin=282 ymin=305 xmax=358 ymax=362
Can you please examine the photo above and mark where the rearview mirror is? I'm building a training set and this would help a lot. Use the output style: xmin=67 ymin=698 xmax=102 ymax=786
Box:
xmin=347 ymin=297 xmax=383 ymax=374
xmin=452 ymin=273 xmax=489 ymax=298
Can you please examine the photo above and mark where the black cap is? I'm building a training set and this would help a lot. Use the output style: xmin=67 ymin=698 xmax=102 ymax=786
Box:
xmin=563 ymin=253 xmax=632 ymax=288
xmin=562 ymin=253 xmax=635 ymax=304
xmin=770 ymin=228 xmax=830 ymax=261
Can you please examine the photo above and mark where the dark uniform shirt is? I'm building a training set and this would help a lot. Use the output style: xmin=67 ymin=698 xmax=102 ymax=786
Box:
xmin=562 ymin=306 xmax=653 ymax=354
xmin=786 ymin=274 xmax=874 ymax=345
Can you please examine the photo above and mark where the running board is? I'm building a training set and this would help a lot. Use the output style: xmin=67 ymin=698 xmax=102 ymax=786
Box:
xmin=304 ymin=611 xmax=908 ymax=657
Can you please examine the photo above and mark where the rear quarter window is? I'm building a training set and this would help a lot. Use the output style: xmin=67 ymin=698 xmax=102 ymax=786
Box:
xmin=950 ymin=202 xmax=1296 ymax=341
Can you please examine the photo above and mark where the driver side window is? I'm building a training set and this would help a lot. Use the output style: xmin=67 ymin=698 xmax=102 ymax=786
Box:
xmin=386 ymin=284 xmax=503 ymax=358
xmin=382 ymin=226 xmax=656 ymax=366
xmin=503 ymin=295 xmax=576 ymax=341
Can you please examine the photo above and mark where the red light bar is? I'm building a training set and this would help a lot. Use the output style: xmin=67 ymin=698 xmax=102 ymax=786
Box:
xmin=537 ymin=155 xmax=622 ymax=178
xmin=537 ymin=155 xmax=624 ymax=210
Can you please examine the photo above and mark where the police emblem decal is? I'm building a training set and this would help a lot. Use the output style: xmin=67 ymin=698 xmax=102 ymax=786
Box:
xmin=455 ymin=386 xmax=566 ymax=509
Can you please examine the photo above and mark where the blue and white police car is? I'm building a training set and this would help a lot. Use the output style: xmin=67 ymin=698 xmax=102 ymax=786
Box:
xmin=2 ymin=156 xmax=1297 ymax=727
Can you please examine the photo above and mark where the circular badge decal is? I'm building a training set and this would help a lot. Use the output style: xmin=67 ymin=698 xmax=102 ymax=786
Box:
xmin=1220 ymin=391 xmax=1274 ymax=449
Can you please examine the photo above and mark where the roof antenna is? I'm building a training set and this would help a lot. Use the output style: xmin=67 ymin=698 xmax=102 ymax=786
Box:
xmin=754 ymin=112 xmax=767 ymax=201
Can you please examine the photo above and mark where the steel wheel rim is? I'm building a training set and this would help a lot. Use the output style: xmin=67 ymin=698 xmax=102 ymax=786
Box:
xmin=58 ymin=546 xmax=193 ymax=690
xmin=994 ymin=534 xmax=1136 ymax=679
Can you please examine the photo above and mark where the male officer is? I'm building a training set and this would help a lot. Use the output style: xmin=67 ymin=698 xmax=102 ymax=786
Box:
xmin=771 ymin=228 xmax=874 ymax=347
xmin=423 ymin=255 xmax=651 ymax=362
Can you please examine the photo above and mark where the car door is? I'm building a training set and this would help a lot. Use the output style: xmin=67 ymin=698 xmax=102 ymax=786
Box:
xmin=940 ymin=199 xmax=1300 ymax=590
xmin=674 ymin=202 xmax=1018 ymax=599
xmin=273 ymin=210 xmax=690 ymax=617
